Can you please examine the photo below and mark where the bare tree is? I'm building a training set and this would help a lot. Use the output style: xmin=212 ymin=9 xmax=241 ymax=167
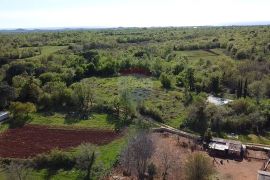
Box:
xmin=120 ymin=143 xmax=133 ymax=176
xmin=120 ymin=131 xmax=154 ymax=180
xmin=160 ymin=148 xmax=177 ymax=180
xmin=5 ymin=161 xmax=31 ymax=180
xmin=76 ymin=143 xmax=97 ymax=180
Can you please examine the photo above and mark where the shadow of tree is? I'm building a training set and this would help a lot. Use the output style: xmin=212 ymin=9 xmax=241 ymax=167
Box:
xmin=105 ymin=113 xmax=118 ymax=124
xmin=64 ymin=112 xmax=90 ymax=125
xmin=8 ymin=115 xmax=32 ymax=129
xmin=43 ymin=169 xmax=57 ymax=180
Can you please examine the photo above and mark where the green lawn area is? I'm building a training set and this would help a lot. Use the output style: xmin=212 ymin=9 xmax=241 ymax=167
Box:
xmin=176 ymin=49 xmax=221 ymax=57
xmin=30 ymin=113 xmax=115 ymax=130
xmin=26 ymin=46 xmax=67 ymax=60
xmin=0 ymin=123 xmax=8 ymax=133
xmin=165 ymin=114 xmax=186 ymax=129
xmin=238 ymin=134 xmax=270 ymax=145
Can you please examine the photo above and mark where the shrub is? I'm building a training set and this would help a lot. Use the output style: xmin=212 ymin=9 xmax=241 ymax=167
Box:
xmin=184 ymin=153 xmax=215 ymax=180
xmin=19 ymin=79 xmax=43 ymax=103
xmin=235 ymin=49 xmax=248 ymax=60
xmin=139 ymin=105 xmax=163 ymax=122
xmin=5 ymin=64 xmax=28 ymax=83
xmin=98 ymin=61 xmax=118 ymax=76
xmin=9 ymin=102 xmax=36 ymax=128
xmin=39 ymin=72 xmax=62 ymax=84
xmin=33 ymin=149 xmax=75 ymax=170
xmin=160 ymin=73 xmax=171 ymax=89
xmin=184 ymin=98 xmax=208 ymax=135
xmin=82 ymin=50 xmax=99 ymax=65
xmin=173 ymin=63 xmax=184 ymax=75
xmin=75 ymin=143 xmax=97 ymax=180
xmin=203 ymin=128 xmax=212 ymax=143
xmin=92 ymin=102 xmax=114 ymax=114
xmin=229 ymin=98 xmax=254 ymax=115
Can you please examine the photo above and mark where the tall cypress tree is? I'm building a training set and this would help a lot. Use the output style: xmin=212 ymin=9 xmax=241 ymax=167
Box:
xmin=237 ymin=80 xmax=241 ymax=98
xmin=239 ymin=79 xmax=243 ymax=98
xmin=243 ymin=78 xmax=248 ymax=98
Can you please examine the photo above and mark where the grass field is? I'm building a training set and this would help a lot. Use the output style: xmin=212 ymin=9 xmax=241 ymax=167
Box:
xmin=25 ymin=45 xmax=67 ymax=60
xmin=165 ymin=114 xmax=186 ymax=129
xmin=82 ymin=76 xmax=185 ymax=122
xmin=30 ymin=113 xmax=115 ymax=130
xmin=176 ymin=49 xmax=221 ymax=57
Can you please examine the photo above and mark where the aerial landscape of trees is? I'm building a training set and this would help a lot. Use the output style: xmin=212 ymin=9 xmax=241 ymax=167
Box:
xmin=0 ymin=26 xmax=269 ymax=179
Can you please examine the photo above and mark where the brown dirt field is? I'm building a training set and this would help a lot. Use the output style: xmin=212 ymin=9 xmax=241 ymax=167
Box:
xmin=0 ymin=125 xmax=120 ymax=159
xmin=109 ymin=133 xmax=265 ymax=180
xmin=215 ymin=158 xmax=263 ymax=180
xmin=246 ymin=149 xmax=268 ymax=160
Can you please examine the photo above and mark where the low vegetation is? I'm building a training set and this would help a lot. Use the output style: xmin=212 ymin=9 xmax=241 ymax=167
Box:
xmin=0 ymin=26 xmax=269 ymax=179
xmin=184 ymin=153 xmax=216 ymax=180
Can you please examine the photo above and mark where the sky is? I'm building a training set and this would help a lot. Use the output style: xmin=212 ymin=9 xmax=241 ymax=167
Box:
xmin=0 ymin=0 xmax=269 ymax=29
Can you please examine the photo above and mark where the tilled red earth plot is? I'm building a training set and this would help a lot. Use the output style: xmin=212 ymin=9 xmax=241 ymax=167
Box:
xmin=0 ymin=125 xmax=120 ymax=159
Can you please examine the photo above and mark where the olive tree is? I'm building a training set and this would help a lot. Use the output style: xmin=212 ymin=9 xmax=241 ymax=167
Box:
xmin=72 ymin=82 xmax=95 ymax=116
xmin=9 ymin=102 xmax=36 ymax=127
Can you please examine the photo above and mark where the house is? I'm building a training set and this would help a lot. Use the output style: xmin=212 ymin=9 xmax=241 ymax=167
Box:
xmin=209 ymin=138 xmax=244 ymax=158
xmin=207 ymin=95 xmax=233 ymax=106
xmin=0 ymin=111 xmax=9 ymax=122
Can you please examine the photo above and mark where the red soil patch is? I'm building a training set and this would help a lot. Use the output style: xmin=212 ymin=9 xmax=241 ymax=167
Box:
xmin=0 ymin=125 xmax=120 ymax=159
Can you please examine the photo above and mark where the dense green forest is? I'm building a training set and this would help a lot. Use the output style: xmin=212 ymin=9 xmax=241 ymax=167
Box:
xmin=0 ymin=26 xmax=270 ymax=136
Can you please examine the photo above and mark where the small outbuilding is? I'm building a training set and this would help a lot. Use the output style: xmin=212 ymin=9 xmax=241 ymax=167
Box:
xmin=0 ymin=111 xmax=9 ymax=122
xmin=207 ymin=95 xmax=233 ymax=106
xmin=209 ymin=138 xmax=244 ymax=158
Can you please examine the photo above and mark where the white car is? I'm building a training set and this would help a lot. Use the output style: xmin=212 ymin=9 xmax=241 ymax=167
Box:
xmin=0 ymin=111 xmax=9 ymax=122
